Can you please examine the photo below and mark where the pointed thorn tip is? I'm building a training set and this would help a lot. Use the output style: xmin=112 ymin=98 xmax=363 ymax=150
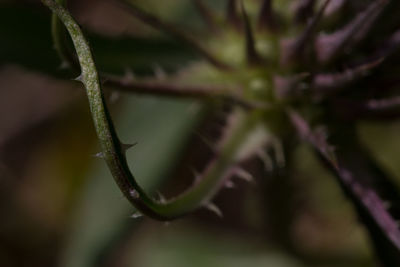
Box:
xmin=93 ymin=152 xmax=104 ymax=159
xmin=121 ymin=142 xmax=138 ymax=153
xmin=131 ymin=212 xmax=143 ymax=219
xmin=205 ymin=203 xmax=223 ymax=218
xmin=73 ymin=74 xmax=83 ymax=82
xmin=235 ymin=168 xmax=254 ymax=183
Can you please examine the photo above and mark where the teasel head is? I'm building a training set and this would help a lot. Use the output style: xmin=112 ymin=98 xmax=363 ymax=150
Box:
xmin=44 ymin=0 xmax=400 ymax=265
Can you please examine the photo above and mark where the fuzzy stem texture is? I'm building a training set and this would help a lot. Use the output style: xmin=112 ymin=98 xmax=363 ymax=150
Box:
xmin=42 ymin=0 xmax=257 ymax=220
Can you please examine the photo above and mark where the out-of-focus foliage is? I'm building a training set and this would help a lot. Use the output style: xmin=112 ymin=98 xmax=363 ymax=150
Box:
xmin=1 ymin=1 xmax=400 ymax=267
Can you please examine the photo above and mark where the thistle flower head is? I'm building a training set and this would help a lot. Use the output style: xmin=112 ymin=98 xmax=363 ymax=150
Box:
xmin=44 ymin=0 xmax=400 ymax=265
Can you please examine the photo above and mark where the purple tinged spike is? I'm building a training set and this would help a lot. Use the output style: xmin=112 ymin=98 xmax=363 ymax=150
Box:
xmin=312 ymin=58 xmax=383 ymax=95
xmin=289 ymin=110 xmax=400 ymax=259
xmin=288 ymin=110 xmax=337 ymax=166
xmin=337 ymin=169 xmax=400 ymax=252
xmin=227 ymin=0 xmax=242 ymax=30
xmin=314 ymin=28 xmax=400 ymax=100
xmin=240 ymin=0 xmax=264 ymax=65
xmin=257 ymin=0 xmax=276 ymax=31
xmin=330 ymin=97 xmax=400 ymax=121
xmin=315 ymin=0 xmax=389 ymax=64
xmin=280 ymin=0 xmax=331 ymax=66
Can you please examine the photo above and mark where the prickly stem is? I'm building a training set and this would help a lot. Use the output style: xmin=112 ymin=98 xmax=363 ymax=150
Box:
xmin=42 ymin=0 xmax=258 ymax=221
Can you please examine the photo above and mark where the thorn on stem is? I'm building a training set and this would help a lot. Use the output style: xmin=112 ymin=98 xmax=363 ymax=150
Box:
xmin=312 ymin=57 xmax=384 ymax=95
xmin=225 ymin=180 xmax=236 ymax=189
xmin=256 ymin=149 xmax=274 ymax=172
xmin=129 ymin=189 xmax=140 ymax=199
xmin=205 ymin=203 xmax=223 ymax=218
xmin=315 ymin=0 xmax=389 ymax=63
xmin=156 ymin=191 xmax=167 ymax=204
xmin=121 ymin=142 xmax=138 ymax=154
xmin=234 ymin=167 xmax=254 ymax=183
xmin=131 ymin=212 xmax=143 ymax=219
xmin=93 ymin=152 xmax=104 ymax=159
xmin=74 ymin=74 xmax=83 ymax=82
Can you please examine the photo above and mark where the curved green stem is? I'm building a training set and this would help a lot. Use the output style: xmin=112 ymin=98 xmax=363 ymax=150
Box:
xmin=42 ymin=0 xmax=257 ymax=220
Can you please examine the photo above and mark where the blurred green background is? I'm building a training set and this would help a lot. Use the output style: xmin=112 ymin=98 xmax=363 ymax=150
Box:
xmin=1 ymin=1 xmax=400 ymax=266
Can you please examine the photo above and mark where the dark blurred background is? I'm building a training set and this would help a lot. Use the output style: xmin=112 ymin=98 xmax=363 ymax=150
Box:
xmin=1 ymin=0 xmax=400 ymax=266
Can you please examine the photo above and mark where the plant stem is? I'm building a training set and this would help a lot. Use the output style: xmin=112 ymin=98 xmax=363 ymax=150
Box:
xmin=42 ymin=0 xmax=257 ymax=220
